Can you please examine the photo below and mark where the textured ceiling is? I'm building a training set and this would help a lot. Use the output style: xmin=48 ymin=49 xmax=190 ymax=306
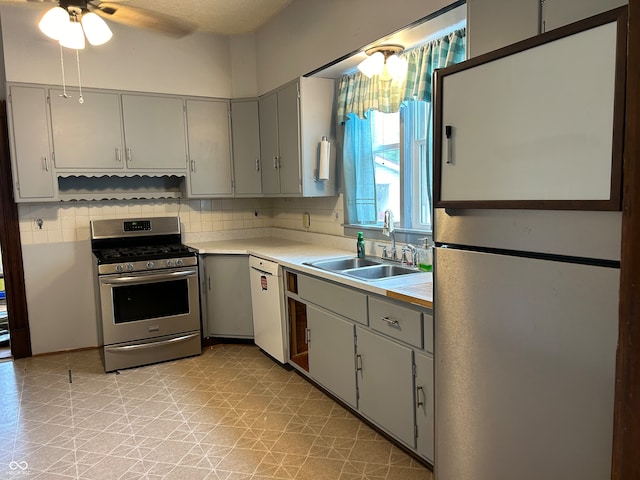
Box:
xmin=2 ymin=0 xmax=294 ymax=35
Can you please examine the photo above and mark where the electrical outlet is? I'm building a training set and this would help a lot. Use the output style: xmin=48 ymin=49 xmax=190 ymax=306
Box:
xmin=302 ymin=213 xmax=311 ymax=229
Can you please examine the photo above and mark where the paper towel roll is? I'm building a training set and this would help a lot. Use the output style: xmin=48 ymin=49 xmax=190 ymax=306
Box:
xmin=318 ymin=136 xmax=330 ymax=181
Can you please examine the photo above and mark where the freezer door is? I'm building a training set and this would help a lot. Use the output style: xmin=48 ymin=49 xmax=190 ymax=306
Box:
xmin=434 ymin=247 xmax=618 ymax=480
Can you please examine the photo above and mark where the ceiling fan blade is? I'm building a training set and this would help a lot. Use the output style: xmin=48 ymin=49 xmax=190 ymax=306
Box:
xmin=88 ymin=2 xmax=196 ymax=37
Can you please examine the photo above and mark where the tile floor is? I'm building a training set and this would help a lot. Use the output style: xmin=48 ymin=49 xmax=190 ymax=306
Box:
xmin=0 ymin=344 xmax=432 ymax=479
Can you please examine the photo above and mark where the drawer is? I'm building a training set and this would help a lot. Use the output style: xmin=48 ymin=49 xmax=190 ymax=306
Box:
xmin=368 ymin=296 xmax=423 ymax=348
xmin=298 ymin=274 xmax=367 ymax=325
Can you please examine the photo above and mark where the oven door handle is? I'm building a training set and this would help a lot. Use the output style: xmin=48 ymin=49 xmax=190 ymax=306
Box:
xmin=105 ymin=332 xmax=200 ymax=352
xmin=101 ymin=269 xmax=197 ymax=285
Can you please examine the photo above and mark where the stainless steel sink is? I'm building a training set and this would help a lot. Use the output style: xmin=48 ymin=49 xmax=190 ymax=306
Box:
xmin=304 ymin=256 xmax=382 ymax=272
xmin=304 ymin=256 xmax=421 ymax=281
xmin=343 ymin=264 xmax=419 ymax=280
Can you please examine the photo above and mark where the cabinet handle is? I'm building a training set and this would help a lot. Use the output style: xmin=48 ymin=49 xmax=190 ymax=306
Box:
xmin=126 ymin=147 xmax=132 ymax=163
xmin=42 ymin=156 xmax=49 ymax=172
xmin=356 ymin=354 xmax=363 ymax=374
xmin=191 ymin=160 xmax=196 ymax=172
xmin=305 ymin=327 xmax=310 ymax=344
xmin=115 ymin=148 xmax=122 ymax=162
xmin=416 ymin=385 xmax=425 ymax=408
xmin=381 ymin=316 xmax=400 ymax=327
xmin=273 ymin=156 xmax=279 ymax=169
xmin=208 ymin=276 xmax=211 ymax=291
xmin=255 ymin=159 xmax=260 ymax=171
xmin=445 ymin=125 xmax=453 ymax=165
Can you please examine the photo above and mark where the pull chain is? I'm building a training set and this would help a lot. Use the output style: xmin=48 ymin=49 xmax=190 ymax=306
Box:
xmin=75 ymin=49 xmax=84 ymax=104
xmin=59 ymin=44 xmax=69 ymax=98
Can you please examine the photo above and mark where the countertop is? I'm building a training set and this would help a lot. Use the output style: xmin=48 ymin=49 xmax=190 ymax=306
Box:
xmin=187 ymin=237 xmax=433 ymax=309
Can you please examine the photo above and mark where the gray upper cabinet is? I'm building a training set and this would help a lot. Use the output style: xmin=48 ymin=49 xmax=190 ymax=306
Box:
xmin=541 ymin=0 xmax=628 ymax=32
xmin=121 ymin=94 xmax=188 ymax=171
xmin=231 ymin=99 xmax=262 ymax=196
xmin=259 ymin=77 xmax=338 ymax=197
xmin=49 ymin=89 xmax=124 ymax=170
xmin=259 ymin=87 xmax=289 ymax=194
xmin=7 ymin=85 xmax=56 ymax=201
xmin=185 ymin=99 xmax=233 ymax=197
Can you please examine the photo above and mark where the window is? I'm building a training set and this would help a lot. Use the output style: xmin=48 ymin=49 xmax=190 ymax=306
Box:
xmin=365 ymin=101 xmax=430 ymax=229
xmin=339 ymin=23 xmax=466 ymax=234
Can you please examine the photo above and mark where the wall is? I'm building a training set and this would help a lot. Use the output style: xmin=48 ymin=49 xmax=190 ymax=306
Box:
xmin=254 ymin=0 xmax=453 ymax=94
xmin=0 ymin=6 xmax=234 ymax=97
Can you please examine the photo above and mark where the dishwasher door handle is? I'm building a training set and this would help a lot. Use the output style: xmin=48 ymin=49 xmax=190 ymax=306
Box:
xmin=251 ymin=266 xmax=273 ymax=276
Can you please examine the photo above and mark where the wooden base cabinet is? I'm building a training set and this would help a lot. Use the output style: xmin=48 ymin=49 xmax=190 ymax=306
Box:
xmin=356 ymin=326 xmax=416 ymax=447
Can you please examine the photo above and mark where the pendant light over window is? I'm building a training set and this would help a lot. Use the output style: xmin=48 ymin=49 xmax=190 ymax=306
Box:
xmin=357 ymin=44 xmax=408 ymax=80
xmin=39 ymin=5 xmax=112 ymax=49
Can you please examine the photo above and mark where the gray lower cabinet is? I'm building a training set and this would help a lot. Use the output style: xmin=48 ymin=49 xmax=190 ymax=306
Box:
xmin=414 ymin=351 xmax=434 ymax=462
xmin=356 ymin=326 xmax=416 ymax=447
xmin=201 ymin=255 xmax=253 ymax=338
xmin=307 ymin=304 xmax=357 ymax=408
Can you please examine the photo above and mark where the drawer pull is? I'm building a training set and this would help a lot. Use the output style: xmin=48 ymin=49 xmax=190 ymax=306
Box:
xmin=381 ymin=316 xmax=400 ymax=327
xmin=356 ymin=354 xmax=363 ymax=373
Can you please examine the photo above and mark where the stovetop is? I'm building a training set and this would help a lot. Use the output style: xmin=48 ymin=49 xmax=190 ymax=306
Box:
xmin=94 ymin=244 xmax=196 ymax=263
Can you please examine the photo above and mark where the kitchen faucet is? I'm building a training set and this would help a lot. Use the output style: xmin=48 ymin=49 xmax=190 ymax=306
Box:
xmin=382 ymin=209 xmax=397 ymax=260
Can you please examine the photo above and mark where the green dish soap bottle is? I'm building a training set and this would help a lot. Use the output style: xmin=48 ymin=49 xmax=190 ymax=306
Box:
xmin=357 ymin=231 xmax=365 ymax=258
xmin=417 ymin=237 xmax=433 ymax=272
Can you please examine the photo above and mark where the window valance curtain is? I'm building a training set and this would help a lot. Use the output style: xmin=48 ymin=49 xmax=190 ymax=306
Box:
xmin=336 ymin=28 xmax=467 ymax=121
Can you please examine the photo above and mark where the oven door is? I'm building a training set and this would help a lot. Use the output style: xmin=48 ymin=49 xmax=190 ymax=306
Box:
xmin=99 ymin=266 xmax=200 ymax=345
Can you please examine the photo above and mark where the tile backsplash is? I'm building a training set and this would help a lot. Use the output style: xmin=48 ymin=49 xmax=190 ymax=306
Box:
xmin=17 ymin=195 xmax=345 ymax=245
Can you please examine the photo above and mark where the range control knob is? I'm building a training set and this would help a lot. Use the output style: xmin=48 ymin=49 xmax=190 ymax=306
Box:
xmin=126 ymin=263 xmax=134 ymax=272
xmin=146 ymin=261 xmax=155 ymax=269
xmin=115 ymin=264 xmax=124 ymax=273
xmin=166 ymin=259 xmax=174 ymax=268
xmin=176 ymin=258 xmax=184 ymax=266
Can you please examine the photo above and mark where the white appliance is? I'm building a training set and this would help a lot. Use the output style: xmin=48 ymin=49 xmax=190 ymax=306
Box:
xmin=249 ymin=256 xmax=287 ymax=363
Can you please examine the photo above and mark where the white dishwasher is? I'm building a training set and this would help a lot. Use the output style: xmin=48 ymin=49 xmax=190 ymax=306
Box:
xmin=249 ymin=256 xmax=287 ymax=363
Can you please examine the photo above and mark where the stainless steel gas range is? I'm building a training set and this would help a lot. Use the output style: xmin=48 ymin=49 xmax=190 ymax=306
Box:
xmin=90 ymin=216 xmax=201 ymax=372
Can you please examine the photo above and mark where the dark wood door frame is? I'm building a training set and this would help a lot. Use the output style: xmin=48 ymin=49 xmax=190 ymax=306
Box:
xmin=612 ymin=0 xmax=640 ymax=478
xmin=0 ymin=101 xmax=31 ymax=359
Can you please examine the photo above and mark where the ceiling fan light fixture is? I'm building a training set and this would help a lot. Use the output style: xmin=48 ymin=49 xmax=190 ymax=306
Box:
xmin=59 ymin=18 xmax=86 ymax=50
xmin=81 ymin=12 xmax=113 ymax=46
xmin=357 ymin=44 xmax=406 ymax=80
xmin=38 ymin=6 xmax=71 ymax=40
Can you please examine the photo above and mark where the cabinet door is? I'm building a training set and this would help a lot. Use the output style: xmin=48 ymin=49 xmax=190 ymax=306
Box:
xmin=7 ymin=86 xmax=55 ymax=200
xmin=414 ymin=352 xmax=434 ymax=462
xmin=231 ymin=100 xmax=262 ymax=195
xmin=356 ymin=326 xmax=415 ymax=446
xmin=49 ymin=89 xmax=124 ymax=170
xmin=186 ymin=99 xmax=232 ymax=196
xmin=203 ymin=255 xmax=253 ymax=338
xmin=276 ymin=81 xmax=301 ymax=194
xmin=259 ymin=92 xmax=280 ymax=194
xmin=307 ymin=304 xmax=357 ymax=408
xmin=121 ymin=94 xmax=187 ymax=170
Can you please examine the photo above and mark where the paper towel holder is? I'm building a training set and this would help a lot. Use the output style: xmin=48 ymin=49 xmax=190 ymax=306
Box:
xmin=315 ymin=135 xmax=331 ymax=182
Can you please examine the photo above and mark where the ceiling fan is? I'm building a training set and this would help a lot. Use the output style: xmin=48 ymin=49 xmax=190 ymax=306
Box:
xmin=36 ymin=0 xmax=196 ymax=44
